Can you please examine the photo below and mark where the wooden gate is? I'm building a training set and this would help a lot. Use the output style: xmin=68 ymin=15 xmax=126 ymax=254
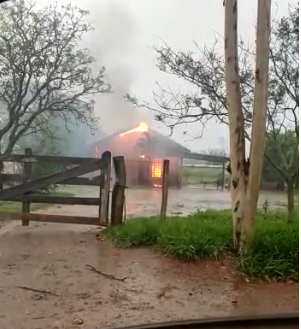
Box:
xmin=0 ymin=149 xmax=112 ymax=226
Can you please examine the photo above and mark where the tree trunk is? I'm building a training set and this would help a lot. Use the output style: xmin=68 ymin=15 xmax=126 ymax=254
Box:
xmin=224 ymin=0 xmax=271 ymax=251
xmin=224 ymin=0 xmax=248 ymax=251
xmin=243 ymin=0 xmax=271 ymax=246
xmin=287 ymin=180 xmax=295 ymax=223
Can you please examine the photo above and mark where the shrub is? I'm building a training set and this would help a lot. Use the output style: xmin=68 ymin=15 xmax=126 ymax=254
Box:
xmin=105 ymin=209 xmax=299 ymax=280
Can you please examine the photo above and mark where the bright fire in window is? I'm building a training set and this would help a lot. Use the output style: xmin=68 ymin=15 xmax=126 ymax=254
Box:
xmin=151 ymin=159 xmax=162 ymax=178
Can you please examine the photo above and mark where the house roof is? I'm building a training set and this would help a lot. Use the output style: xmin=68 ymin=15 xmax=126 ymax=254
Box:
xmin=90 ymin=124 xmax=191 ymax=157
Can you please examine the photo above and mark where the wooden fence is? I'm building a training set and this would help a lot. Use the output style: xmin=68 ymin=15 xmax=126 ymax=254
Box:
xmin=0 ymin=148 xmax=127 ymax=227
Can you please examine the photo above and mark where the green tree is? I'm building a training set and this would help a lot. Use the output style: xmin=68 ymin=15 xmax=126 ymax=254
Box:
xmin=262 ymin=131 xmax=299 ymax=189
xmin=262 ymin=130 xmax=299 ymax=220
xmin=0 ymin=0 xmax=110 ymax=155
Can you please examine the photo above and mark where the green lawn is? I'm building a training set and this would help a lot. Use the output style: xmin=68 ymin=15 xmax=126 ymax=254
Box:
xmin=0 ymin=186 xmax=75 ymax=213
xmin=182 ymin=166 xmax=226 ymax=185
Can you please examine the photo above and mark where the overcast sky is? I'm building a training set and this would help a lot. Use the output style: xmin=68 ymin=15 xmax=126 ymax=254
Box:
xmin=56 ymin=0 xmax=296 ymax=153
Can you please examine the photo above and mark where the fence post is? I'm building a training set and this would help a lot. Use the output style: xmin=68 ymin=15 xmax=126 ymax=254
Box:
xmin=0 ymin=160 xmax=4 ymax=192
xmin=22 ymin=148 xmax=32 ymax=226
xmin=160 ymin=159 xmax=169 ymax=220
xmin=221 ymin=161 xmax=226 ymax=191
xmin=111 ymin=156 xmax=126 ymax=226
xmin=99 ymin=151 xmax=111 ymax=226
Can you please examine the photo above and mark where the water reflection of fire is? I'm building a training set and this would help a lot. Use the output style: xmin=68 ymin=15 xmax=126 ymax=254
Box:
xmin=119 ymin=122 xmax=148 ymax=137
xmin=153 ymin=184 xmax=162 ymax=188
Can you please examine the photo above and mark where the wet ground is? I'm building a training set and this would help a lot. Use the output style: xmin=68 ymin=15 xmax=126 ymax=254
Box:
xmin=0 ymin=186 xmax=297 ymax=329
xmin=30 ymin=185 xmax=288 ymax=219
xmin=0 ymin=223 xmax=298 ymax=329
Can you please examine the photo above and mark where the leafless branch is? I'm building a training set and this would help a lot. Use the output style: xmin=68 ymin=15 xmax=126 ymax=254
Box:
xmin=0 ymin=0 xmax=110 ymax=154
xmin=127 ymin=5 xmax=299 ymax=183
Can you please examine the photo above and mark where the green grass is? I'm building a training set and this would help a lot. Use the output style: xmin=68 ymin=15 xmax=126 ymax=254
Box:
xmin=181 ymin=166 xmax=229 ymax=185
xmin=0 ymin=186 xmax=75 ymax=213
xmin=106 ymin=209 xmax=299 ymax=281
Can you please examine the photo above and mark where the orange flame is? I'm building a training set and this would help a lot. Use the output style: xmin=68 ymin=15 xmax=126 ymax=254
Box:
xmin=119 ymin=122 xmax=148 ymax=137
xmin=151 ymin=159 xmax=162 ymax=178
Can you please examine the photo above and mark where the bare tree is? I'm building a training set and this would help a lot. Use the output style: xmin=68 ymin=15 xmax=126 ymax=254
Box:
xmin=205 ymin=148 xmax=227 ymax=157
xmin=127 ymin=4 xmax=298 ymax=225
xmin=0 ymin=0 xmax=110 ymax=155
xmin=204 ymin=148 xmax=227 ymax=165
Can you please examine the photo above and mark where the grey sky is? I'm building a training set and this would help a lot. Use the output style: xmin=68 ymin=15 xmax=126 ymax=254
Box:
xmin=56 ymin=0 xmax=296 ymax=153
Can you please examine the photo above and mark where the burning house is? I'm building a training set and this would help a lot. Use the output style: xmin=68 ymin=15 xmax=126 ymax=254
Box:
xmin=90 ymin=123 xmax=191 ymax=188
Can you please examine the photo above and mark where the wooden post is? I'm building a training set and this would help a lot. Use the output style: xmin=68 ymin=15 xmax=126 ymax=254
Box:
xmin=22 ymin=148 xmax=32 ymax=226
xmin=111 ymin=156 xmax=126 ymax=226
xmin=0 ymin=161 xmax=4 ymax=192
xmin=0 ymin=144 xmax=3 ymax=191
xmin=99 ymin=151 xmax=111 ymax=226
xmin=221 ymin=162 xmax=226 ymax=191
xmin=160 ymin=159 xmax=169 ymax=220
xmin=179 ymin=157 xmax=183 ymax=189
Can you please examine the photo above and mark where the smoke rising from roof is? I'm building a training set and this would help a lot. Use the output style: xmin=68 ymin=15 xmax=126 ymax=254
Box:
xmin=86 ymin=1 xmax=150 ymax=136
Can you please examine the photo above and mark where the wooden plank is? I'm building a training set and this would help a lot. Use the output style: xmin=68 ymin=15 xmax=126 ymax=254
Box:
xmin=0 ymin=159 xmax=102 ymax=201
xmin=0 ymin=173 xmax=24 ymax=183
xmin=0 ymin=159 xmax=4 ymax=193
xmin=0 ymin=154 xmax=99 ymax=165
xmin=6 ymin=195 xmax=100 ymax=206
xmin=0 ymin=173 xmax=102 ymax=187
xmin=99 ymin=151 xmax=111 ymax=226
xmin=22 ymin=148 xmax=32 ymax=226
xmin=160 ymin=160 xmax=169 ymax=220
xmin=0 ymin=212 xmax=102 ymax=226
xmin=184 ymin=152 xmax=229 ymax=163
xmin=221 ymin=163 xmax=226 ymax=191
xmin=111 ymin=156 xmax=126 ymax=226
xmin=52 ymin=176 xmax=102 ymax=186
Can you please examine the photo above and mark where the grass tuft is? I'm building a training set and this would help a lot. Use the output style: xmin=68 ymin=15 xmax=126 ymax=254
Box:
xmin=106 ymin=209 xmax=299 ymax=281
xmin=237 ymin=220 xmax=299 ymax=280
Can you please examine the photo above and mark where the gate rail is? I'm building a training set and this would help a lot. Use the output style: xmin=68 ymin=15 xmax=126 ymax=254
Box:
xmin=0 ymin=149 xmax=112 ymax=226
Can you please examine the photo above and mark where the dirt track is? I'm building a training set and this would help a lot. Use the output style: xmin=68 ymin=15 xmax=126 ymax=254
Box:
xmin=0 ymin=187 xmax=298 ymax=329
xmin=0 ymin=221 xmax=298 ymax=329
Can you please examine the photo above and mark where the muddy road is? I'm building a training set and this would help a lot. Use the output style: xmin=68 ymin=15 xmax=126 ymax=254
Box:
xmin=0 ymin=223 xmax=298 ymax=329
xmin=0 ymin=187 xmax=297 ymax=329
